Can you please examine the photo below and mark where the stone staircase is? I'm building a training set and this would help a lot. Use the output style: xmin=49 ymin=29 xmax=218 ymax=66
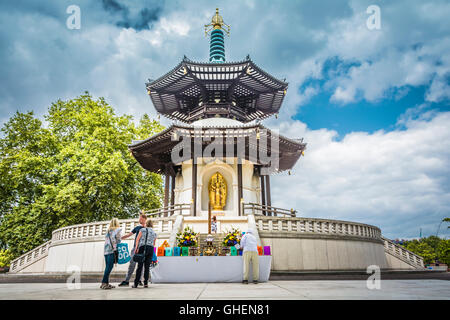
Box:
xmin=382 ymin=237 xmax=425 ymax=269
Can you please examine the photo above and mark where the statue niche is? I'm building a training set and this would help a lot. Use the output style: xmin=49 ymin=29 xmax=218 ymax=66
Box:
xmin=208 ymin=172 xmax=227 ymax=211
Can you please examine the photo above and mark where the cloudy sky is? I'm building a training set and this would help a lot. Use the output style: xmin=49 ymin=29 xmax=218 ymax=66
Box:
xmin=1 ymin=0 xmax=449 ymax=239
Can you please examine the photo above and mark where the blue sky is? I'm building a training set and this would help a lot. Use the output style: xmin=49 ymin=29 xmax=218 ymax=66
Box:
xmin=292 ymin=54 xmax=450 ymax=137
xmin=296 ymin=81 xmax=446 ymax=137
xmin=0 ymin=0 xmax=449 ymax=239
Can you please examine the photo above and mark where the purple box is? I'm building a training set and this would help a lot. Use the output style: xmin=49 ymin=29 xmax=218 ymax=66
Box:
xmin=263 ymin=246 xmax=271 ymax=255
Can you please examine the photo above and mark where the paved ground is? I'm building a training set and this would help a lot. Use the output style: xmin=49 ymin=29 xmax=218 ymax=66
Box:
xmin=2 ymin=270 xmax=449 ymax=283
xmin=0 ymin=280 xmax=449 ymax=300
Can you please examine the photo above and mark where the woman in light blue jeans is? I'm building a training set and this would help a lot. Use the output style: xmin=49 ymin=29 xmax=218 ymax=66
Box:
xmin=101 ymin=218 xmax=122 ymax=289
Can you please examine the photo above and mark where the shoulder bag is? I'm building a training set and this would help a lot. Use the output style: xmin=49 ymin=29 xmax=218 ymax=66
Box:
xmin=133 ymin=228 xmax=149 ymax=264
xmin=108 ymin=230 xmax=119 ymax=264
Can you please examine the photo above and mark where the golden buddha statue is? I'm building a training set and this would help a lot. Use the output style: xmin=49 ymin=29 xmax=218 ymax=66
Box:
xmin=208 ymin=172 xmax=227 ymax=210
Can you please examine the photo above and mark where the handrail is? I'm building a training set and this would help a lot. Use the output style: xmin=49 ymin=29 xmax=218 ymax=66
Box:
xmin=51 ymin=216 xmax=179 ymax=242
xmin=8 ymin=240 xmax=51 ymax=274
xmin=243 ymin=202 xmax=297 ymax=217
xmin=254 ymin=215 xmax=382 ymax=241
xmin=382 ymin=237 xmax=425 ymax=269
xmin=144 ymin=203 xmax=191 ymax=217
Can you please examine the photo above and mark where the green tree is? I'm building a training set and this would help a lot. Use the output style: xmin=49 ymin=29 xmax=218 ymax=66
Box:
xmin=0 ymin=93 xmax=164 ymax=261
xmin=436 ymin=239 xmax=450 ymax=266
xmin=443 ymin=217 xmax=450 ymax=228
xmin=0 ymin=249 xmax=13 ymax=268
xmin=403 ymin=236 xmax=450 ymax=265
xmin=404 ymin=240 xmax=436 ymax=264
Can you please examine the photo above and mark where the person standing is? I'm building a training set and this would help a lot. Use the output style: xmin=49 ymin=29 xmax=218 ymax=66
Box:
xmin=133 ymin=219 xmax=157 ymax=288
xmin=118 ymin=212 xmax=147 ymax=287
xmin=240 ymin=228 xmax=259 ymax=284
xmin=211 ymin=216 xmax=217 ymax=234
xmin=101 ymin=218 xmax=122 ymax=289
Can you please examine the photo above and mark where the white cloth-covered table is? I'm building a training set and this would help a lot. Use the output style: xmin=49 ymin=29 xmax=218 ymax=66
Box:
xmin=150 ymin=256 xmax=271 ymax=283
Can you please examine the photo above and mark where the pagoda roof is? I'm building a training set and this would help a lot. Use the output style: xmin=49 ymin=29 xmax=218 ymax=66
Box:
xmin=128 ymin=123 xmax=306 ymax=174
xmin=146 ymin=56 xmax=288 ymax=123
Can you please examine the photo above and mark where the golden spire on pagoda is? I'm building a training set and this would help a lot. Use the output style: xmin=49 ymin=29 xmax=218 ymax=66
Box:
xmin=205 ymin=8 xmax=230 ymax=36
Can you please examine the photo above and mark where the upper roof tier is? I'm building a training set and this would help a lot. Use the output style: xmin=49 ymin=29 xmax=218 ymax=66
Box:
xmin=145 ymin=56 xmax=288 ymax=123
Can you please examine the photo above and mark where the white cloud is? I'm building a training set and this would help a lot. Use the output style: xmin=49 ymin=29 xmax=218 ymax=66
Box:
xmin=2 ymin=0 xmax=449 ymax=120
xmin=331 ymin=86 xmax=357 ymax=104
xmin=426 ymin=76 xmax=450 ymax=102
xmin=271 ymin=111 xmax=450 ymax=238
xmin=321 ymin=0 xmax=450 ymax=105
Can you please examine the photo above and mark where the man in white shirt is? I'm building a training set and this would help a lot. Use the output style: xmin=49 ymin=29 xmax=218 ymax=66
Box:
xmin=240 ymin=228 xmax=259 ymax=284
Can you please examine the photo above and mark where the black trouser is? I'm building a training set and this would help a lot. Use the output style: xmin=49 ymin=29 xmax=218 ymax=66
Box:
xmin=134 ymin=245 xmax=154 ymax=286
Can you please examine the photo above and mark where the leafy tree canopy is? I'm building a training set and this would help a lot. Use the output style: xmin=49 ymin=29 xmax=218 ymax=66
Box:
xmin=402 ymin=236 xmax=450 ymax=266
xmin=0 ymin=93 xmax=164 ymax=260
xmin=443 ymin=217 xmax=450 ymax=228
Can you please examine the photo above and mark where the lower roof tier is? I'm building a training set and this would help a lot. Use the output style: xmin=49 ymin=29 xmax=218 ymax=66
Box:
xmin=128 ymin=123 xmax=306 ymax=174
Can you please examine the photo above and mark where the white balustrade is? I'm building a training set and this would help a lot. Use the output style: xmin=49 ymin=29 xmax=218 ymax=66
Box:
xmin=254 ymin=216 xmax=382 ymax=242
xmin=9 ymin=241 xmax=51 ymax=273
xmin=253 ymin=216 xmax=424 ymax=269
xmin=382 ymin=237 xmax=424 ymax=269
xmin=50 ymin=217 xmax=177 ymax=243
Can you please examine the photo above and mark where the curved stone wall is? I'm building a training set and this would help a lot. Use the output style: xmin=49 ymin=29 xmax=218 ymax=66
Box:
xmin=10 ymin=215 xmax=422 ymax=273
xmin=45 ymin=217 xmax=175 ymax=273
xmin=255 ymin=216 xmax=388 ymax=271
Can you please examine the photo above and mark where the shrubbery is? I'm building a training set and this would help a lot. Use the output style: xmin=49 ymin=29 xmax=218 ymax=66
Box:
xmin=0 ymin=249 xmax=13 ymax=268
xmin=402 ymin=236 xmax=450 ymax=265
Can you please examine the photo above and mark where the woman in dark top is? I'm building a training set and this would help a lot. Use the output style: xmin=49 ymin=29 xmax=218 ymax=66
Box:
xmin=132 ymin=220 xmax=157 ymax=288
xmin=118 ymin=212 xmax=147 ymax=287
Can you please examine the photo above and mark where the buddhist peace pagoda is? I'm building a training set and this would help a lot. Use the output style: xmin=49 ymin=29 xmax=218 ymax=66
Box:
xmin=128 ymin=8 xmax=306 ymax=220
xmin=8 ymin=9 xmax=425 ymax=277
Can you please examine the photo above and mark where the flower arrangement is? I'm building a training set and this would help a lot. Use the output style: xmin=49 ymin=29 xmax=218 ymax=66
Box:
xmin=176 ymin=226 xmax=199 ymax=247
xmin=223 ymin=227 xmax=241 ymax=247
